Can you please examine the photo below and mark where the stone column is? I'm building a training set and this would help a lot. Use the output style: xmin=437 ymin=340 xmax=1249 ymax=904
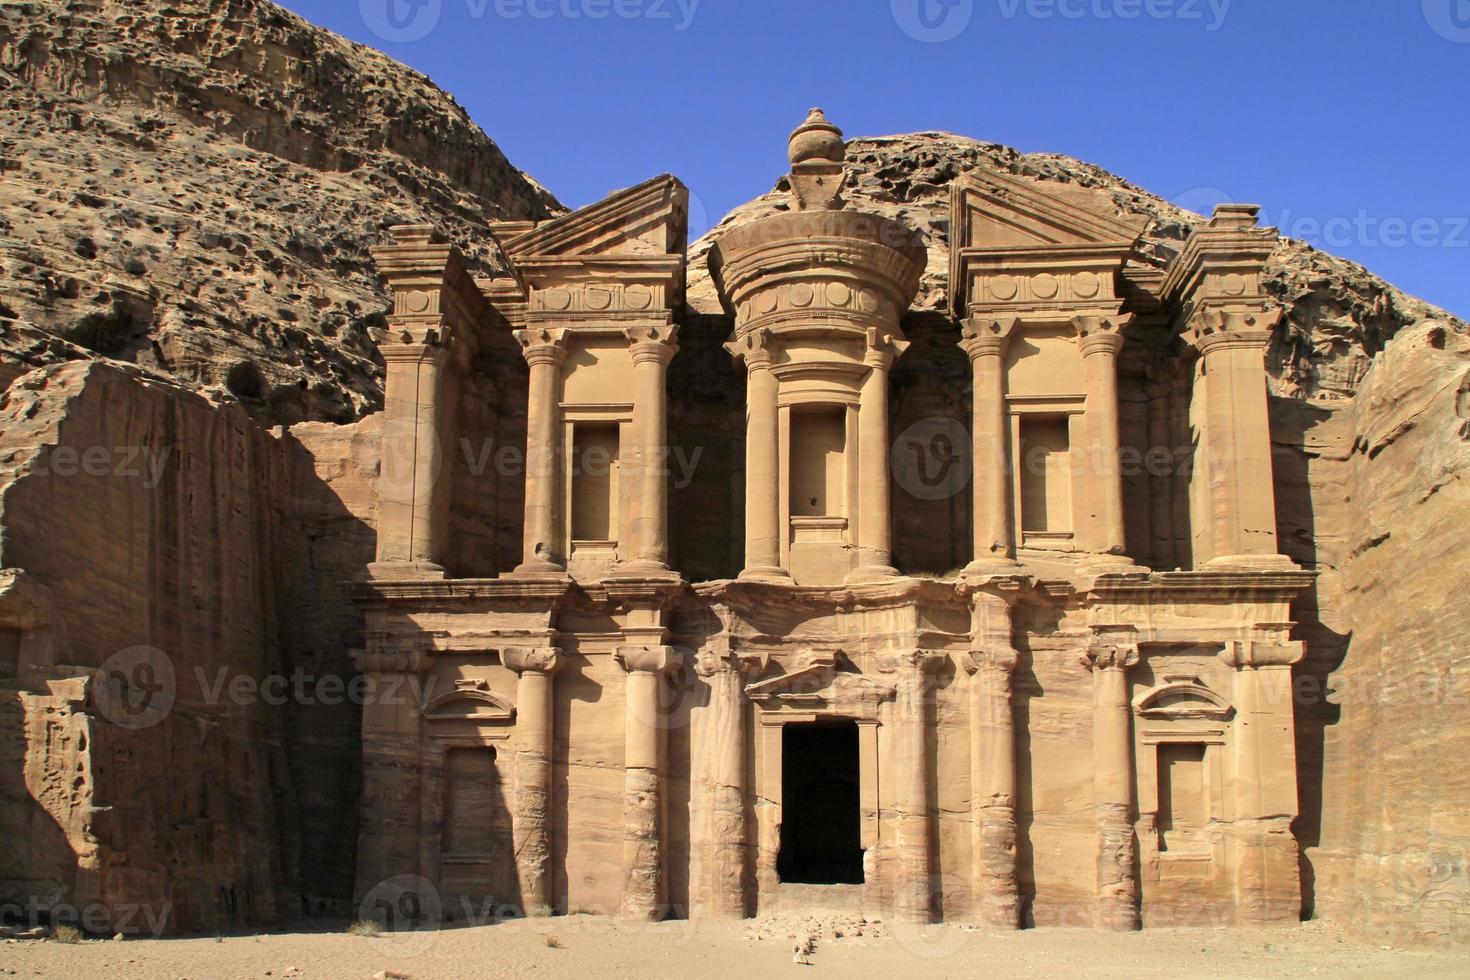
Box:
xmin=514 ymin=328 xmax=568 ymax=575
xmin=850 ymin=339 xmax=900 ymax=581
xmin=960 ymin=317 xmax=1020 ymax=572
xmin=968 ymin=645 xmax=1021 ymax=928
xmin=727 ymin=331 xmax=789 ymax=580
xmin=615 ymin=643 xmax=681 ymax=920
xmin=693 ymin=644 xmax=753 ymax=919
xmin=371 ymin=339 xmax=455 ymax=579
xmin=503 ymin=646 xmax=561 ymax=915
xmin=1186 ymin=312 xmax=1287 ymax=567
xmin=1082 ymin=635 xmax=1140 ymax=931
xmin=1074 ymin=315 xmax=1130 ymax=558
xmin=622 ymin=324 xmax=680 ymax=576
xmin=883 ymin=649 xmax=936 ymax=923
xmin=962 ymin=575 xmax=1026 ymax=928
xmin=1221 ymin=639 xmax=1305 ymax=923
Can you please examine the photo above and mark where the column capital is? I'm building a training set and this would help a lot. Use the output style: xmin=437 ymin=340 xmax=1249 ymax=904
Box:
xmin=1081 ymin=630 xmax=1140 ymax=672
xmin=514 ymin=326 xmax=569 ymax=366
xmin=863 ymin=326 xmax=909 ymax=368
xmin=965 ymin=645 xmax=1019 ymax=676
xmin=723 ymin=328 xmax=780 ymax=370
xmin=626 ymin=322 xmax=680 ymax=365
xmin=503 ymin=646 xmax=562 ymax=675
xmin=1072 ymin=313 xmax=1131 ymax=357
xmin=960 ymin=316 xmax=1021 ymax=359
xmin=615 ymin=644 xmax=682 ymax=676
xmin=875 ymin=648 xmax=945 ymax=675
xmin=1219 ymin=639 xmax=1305 ymax=669
xmin=693 ymin=641 xmax=768 ymax=679
xmin=382 ymin=318 xmax=457 ymax=355
xmin=1184 ymin=308 xmax=1282 ymax=357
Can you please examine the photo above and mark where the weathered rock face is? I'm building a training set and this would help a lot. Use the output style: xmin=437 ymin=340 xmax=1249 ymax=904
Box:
xmin=1274 ymin=321 xmax=1470 ymax=947
xmin=0 ymin=0 xmax=1465 ymax=949
xmin=0 ymin=0 xmax=561 ymax=425
xmin=0 ymin=361 xmax=380 ymax=930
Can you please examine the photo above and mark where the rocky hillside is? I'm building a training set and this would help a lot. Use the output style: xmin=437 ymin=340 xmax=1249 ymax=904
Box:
xmin=0 ymin=0 xmax=562 ymax=424
xmin=688 ymin=132 xmax=1464 ymax=401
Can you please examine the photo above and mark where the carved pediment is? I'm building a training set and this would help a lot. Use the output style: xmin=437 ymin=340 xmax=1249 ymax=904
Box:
xmin=422 ymin=679 xmax=516 ymax=724
xmin=498 ymin=175 xmax=689 ymax=318
xmin=745 ymin=654 xmax=895 ymax=717
xmin=950 ymin=171 xmax=1147 ymax=317
xmin=502 ymin=174 xmax=688 ymax=262
xmin=1133 ymin=675 xmax=1233 ymax=721
xmin=951 ymin=171 xmax=1147 ymax=250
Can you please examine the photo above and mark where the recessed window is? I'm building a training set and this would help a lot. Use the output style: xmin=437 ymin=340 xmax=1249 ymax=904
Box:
xmin=571 ymin=422 xmax=620 ymax=544
xmin=1019 ymin=415 xmax=1072 ymax=534
xmin=790 ymin=406 xmax=846 ymax=518
xmin=1158 ymin=743 xmax=1208 ymax=853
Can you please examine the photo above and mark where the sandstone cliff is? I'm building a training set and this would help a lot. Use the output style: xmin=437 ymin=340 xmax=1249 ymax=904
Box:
xmin=0 ymin=0 xmax=1466 ymax=948
xmin=0 ymin=0 xmax=561 ymax=425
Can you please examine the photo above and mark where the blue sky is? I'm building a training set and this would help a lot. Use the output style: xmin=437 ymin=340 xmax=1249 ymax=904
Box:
xmin=282 ymin=0 xmax=1468 ymax=317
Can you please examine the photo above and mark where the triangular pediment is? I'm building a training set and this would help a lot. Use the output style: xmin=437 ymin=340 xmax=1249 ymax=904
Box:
xmin=502 ymin=174 xmax=688 ymax=261
xmin=950 ymin=170 xmax=1148 ymax=251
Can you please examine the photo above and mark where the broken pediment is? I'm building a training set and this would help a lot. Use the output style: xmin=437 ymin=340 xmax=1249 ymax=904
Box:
xmin=493 ymin=174 xmax=689 ymax=319
xmin=501 ymin=174 xmax=688 ymax=263
xmin=951 ymin=170 xmax=1148 ymax=251
xmin=1133 ymin=675 xmax=1233 ymax=722
xmin=422 ymin=679 xmax=516 ymax=724
xmin=745 ymin=653 xmax=895 ymax=717
xmin=949 ymin=171 xmax=1149 ymax=317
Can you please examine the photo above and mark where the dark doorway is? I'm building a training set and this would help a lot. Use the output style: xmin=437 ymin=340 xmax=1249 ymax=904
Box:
xmin=777 ymin=721 xmax=864 ymax=885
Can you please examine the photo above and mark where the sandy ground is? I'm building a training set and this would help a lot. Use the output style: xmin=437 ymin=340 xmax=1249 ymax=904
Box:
xmin=2 ymin=913 xmax=1466 ymax=980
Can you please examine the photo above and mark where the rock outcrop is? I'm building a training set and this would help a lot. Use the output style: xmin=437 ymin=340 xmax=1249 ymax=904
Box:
xmin=0 ymin=0 xmax=561 ymax=425
xmin=0 ymin=0 xmax=1465 ymax=949
xmin=688 ymin=132 xmax=1460 ymax=401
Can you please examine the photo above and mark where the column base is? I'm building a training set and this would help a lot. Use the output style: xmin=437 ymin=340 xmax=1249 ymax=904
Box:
xmin=844 ymin=563 xmax=901 ymax=585
xmin=367 ymin=561 xmax=446 ymax=581
xmin=1204 ymin=553 xmax=1300 ymax=572
xmin=511 ymin=560 xmax=569 ymax=579
xmin=609 ymin=559 xmax=682 ymax=581
xmin=961 ymin=556 xmax=1025 ymax=578
xmin=1072 ymin=554 xmax=1150 ymax=592
xmin=738 ymin=565 xmax=792 ymax=583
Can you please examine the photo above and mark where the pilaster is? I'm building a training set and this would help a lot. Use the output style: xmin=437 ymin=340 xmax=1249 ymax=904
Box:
xmin=368 ymin=223 xmax=486 ymax=580
xmin=1081 ymin=629 xmax=1141 ymax=931
xmin=959 ymin=316 xmax=1023 ymax=573
xmin=503 ymin=646 xmax=562 ymax=914
xmin=513 ymin=327 xmax=570 ymax=576
xmin=620 ymin=323 xmax=681 ymax=578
